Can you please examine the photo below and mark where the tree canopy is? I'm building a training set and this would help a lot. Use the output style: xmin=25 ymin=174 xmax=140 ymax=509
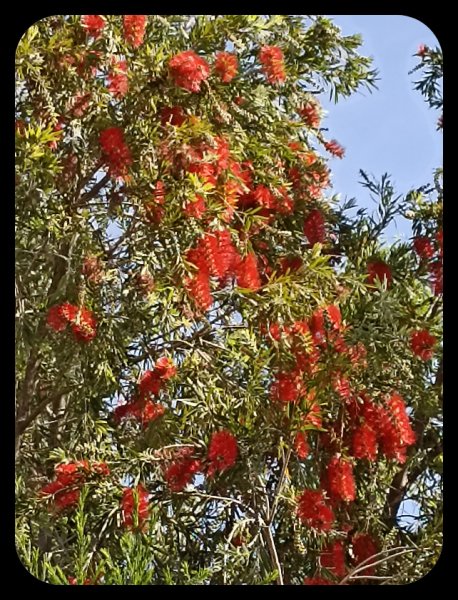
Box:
xmin=15 ymin=15 xmax=442 ymax=585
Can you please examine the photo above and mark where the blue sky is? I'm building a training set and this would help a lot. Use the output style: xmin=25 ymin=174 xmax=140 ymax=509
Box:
xmin=320 ymin=15 xmax=442 ymax=242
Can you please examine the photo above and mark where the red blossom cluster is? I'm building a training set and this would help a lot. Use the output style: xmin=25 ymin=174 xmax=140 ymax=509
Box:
xmin=99 ymin=126 xmax=132 ymax=179
xmin=297 ymin=489 xmax=335 ymax=531
xmin=320 ymin=540 xmax=347 ymax=578
xmin=294 ymin=431 xmax=310 ymax=459
xmin=366 ymin=260 xmax=392 ymax=288
xmin=259 ymin=45 xmax=286 ymax=84
xmin=47 ymin=302 xmax=97 ymax=342
xmin=324 ymin=139 xmax=345 ymax=159
xmin=410 ymin=329 xmax=436 ymax=360
xmin=113 ymin=357 xmax=175 ymax=426
xmin=160 ymin=106 xmax=187 ymax=127
xmin=214 ymin=51 xmax=238 ymax=83
xmin=304 ymin=577 xmax=333 ymax=585
xmin=298 ymin=98 xmax=322 ymax=128
xmin=121 ymin=484 xmax=150 ymax=530
xmin=169 ymin=50 xmax=210 ymax=92
xmin=413 ymin=229 xmax=443 ymax=296
xmin=41 ymin=461 xmax=110 ymax=511
xmin=351 ymin=533 xmax=379 ymax=576
xmin=207 ymin=430 xmax=238 ymax=477
xmin=325 ymin=456 xmax=356 ymax=503
xmin=123 ymin=15 xmax=147 ymax=48
xmin=81 ymin=15 xmax=105 ymax=39
xmin=164 ymin=447 xmax=202 ymax=492
xmin=107 ymin=59 xmax=129 ymax=97
xmin=303 ymin=208 xmax=326 ymax=245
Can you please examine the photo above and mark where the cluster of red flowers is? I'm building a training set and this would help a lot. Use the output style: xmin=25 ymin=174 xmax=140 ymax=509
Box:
xmin=325 ymin=456 xmax=356 ymax=503
xmin=214 ymin=51 xmax=238 ymax=83
xmin=351 ymin=533 xmax=379 ymax=576
xmin=294 ymin=431 xmax=310 ymax=459
xmin=324 ymin=139 xmax=345 ymax=159
xmin=160 ymin=106 xmax=187 ymax=127
xmin=410 ymin=329 xmax=436 ymax=361
xmin=99 ymin=126 xmax=132 ymax=178
xmin=303 ymin=208 xmax=326 ymax=245
xmin=121 ymin=484 xmax=150 ymax=530
xmin=304 ymin=577 xmax=332 ymax=585
xmin=41 ymin=461 xmax=110 ymax=511
xmin=114 ymin=357 xmax=176 ymax=427
xmin=107 ymin=59 xmax=129 ymax=97
xmin=413 ymin=229 xmax=443 ymax=296
xmin=81 ymin=15 xmax=106 ymax=39
xmin=259 ymin=45 xmax=286 ymax=84
xmin=47 ymin=302 xmax=97 ymax=342
xmin=169 ymin=50 xmax=210 ymax=92
xmin=366 ymin=260 xmax=392 ymax=288
xmin=123 ymin=15 xmax=147 ymax=48
xmin=207 ymin=430 xmax=238 ymax=477
xmin=349 ymin=393 xmax=416 ymax=464
xmin=164 ymin=447 xmax=202 ymax=492
xmin=298 ymin=98 xmax=322 ymax=128
xmin=184 ymin=229 xmax=263 ymax=311
xmin=320 ymin=540 xmax=347 ymax=578
xmin=297 ymin=489 xmax=335 ymax=531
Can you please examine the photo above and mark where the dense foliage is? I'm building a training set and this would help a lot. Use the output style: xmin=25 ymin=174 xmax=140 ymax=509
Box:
xmin=15 ymin=15 xmax=442 ymax=585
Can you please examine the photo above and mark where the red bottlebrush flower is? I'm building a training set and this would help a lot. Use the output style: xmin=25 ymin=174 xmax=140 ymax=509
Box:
xmin=68 ymin=577 xmax=92 ymax=585
xmin=278 ymin=256 xmax=303 ymax=275
xmin=55 ymin=462 xmax=86 ymax=486
xmin=320 ymin=540 xmax=347 ymax=579
xmin=81 ymin=15 xmax=105 ymax=38
xmin=235 ymin=252 xmax=262 ymax=291
xmin=140 ymin=400 xmax=165 ymax=426
xmin=326 ymin=304 xmax=342 ymax=330
xmin=154 ymin=356 xmax=177 ymax=380
xmin=207 ymin=430 xmax=238 ymax=477
xmin=297 ymin=489 xmax=334 ymax=531
xmin=309 ymin=308 xmax=326 ymax=346
xmin=231 ymin=534 xmax=245 ymax=547
xmin=351 ymin=533 xmax=379 ymax=576
xmin=107 ymin=60 xmax=129 ymax=98
xmin=91 ymin=461 xmax=110 ymax=477
xmin=326 ymin=456 xmax=356 ymax=503
xmin=123 ymin=15 xmax=147 ymax=48
xmin=69 ymin=307 xmax=97 ymax=343
xmin=375 ymin=405 xmax=407 ymax=463
xmin=259 ymin=45 xmax=286 ymax=84
xmin=429 ymin=260 xmax=443 ymax=296
xmin=276 ymin=187 xmax=294 ymax=214
xmin=99 ymin=127 xmax=132 ymax=178
xmin=303 ymin=209 xmax=326 ymax=245
xmin=121 ymin=485 xmax=150 ymax=530
xmin=298 ymin=99 xmax=321 ymax=128
xmin=410 ymin=329 xmax=436 ymax=361
xmin=351 ymin=422 xmax=378 ymax=461
xmin=303 ymin=399 xmax=323 ymax=429
xmin=138 ymin=370 xmax=162 ymax=397
xmin=413 ymin=236 xmax=434 ymax=260
xmin=47 ymin=304 xmax=68 ymax=332
xmin=184 ymin=194 xmax=207 ymax=219
xmin=304 ymin=577 xmax=332 ymax=585
xmin=417 ymin=44 xmax=427 ymax=57
xmin=324 ymin=139 xmax=345 ymax=159
xmin=367 ymin=260 xmax=392 ymax=287
xmin=60 ymin=302 xmax=78 ymax=322
xmin=169 ymin=50 xmax=210 ymax=93
xmin=165 ymin=457 xmax=201 ymax=492
xmin=386 ymin=393 xmax=416 ymax=446
xmin=160 ymin=106 xmax=187 ymax=127
xmin=294 ymin=431 xmax=310 ymax=459
xmin=332 ymin=372 xmax=352 ymax=401
xmin=214 ymin=51 xmax=238 ymax=83
xmin=253 ymin=184 xmax=275 ymax=209
xmin=213 ymin=136 xmax=231 ymax=173
xmin=271 ymin=372 xmax=302 ymax=404
xmin=185 ymin=270 xmax=213 ymax=311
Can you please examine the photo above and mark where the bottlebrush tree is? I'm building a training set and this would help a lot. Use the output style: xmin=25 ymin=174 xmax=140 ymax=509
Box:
xmin=15 ymin=15 xmax=442 ymax=585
